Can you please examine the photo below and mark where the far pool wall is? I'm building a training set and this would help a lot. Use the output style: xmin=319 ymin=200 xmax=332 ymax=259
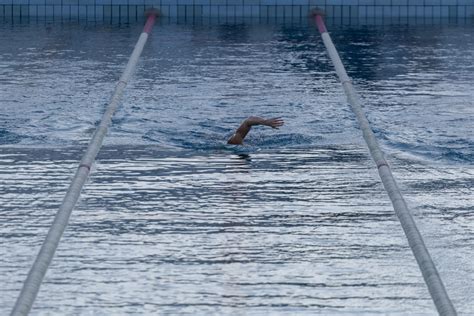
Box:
xmin=1 ymin=0 xmax=473 ymax=21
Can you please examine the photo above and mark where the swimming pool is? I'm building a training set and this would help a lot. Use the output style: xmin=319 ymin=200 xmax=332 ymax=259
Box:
xmin=1 ymin=18 xmax=473 ymax=315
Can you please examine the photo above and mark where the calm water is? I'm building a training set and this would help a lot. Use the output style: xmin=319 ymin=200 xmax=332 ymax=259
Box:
xmin=0 ymin=18 xmax=473 ymax=315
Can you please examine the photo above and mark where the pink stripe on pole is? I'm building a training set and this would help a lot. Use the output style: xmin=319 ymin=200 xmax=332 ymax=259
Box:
xmin=315 ymin=15 xmax=327 ymax=34
xmin=143 ymin=14 xmax=156 ymax=34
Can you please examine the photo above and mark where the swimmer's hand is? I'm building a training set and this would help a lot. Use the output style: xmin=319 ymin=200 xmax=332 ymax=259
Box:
xmin=228 ymin=116 xmax=284 ymax=145
xmin=259 ymin=117 xmax=284 ymax=129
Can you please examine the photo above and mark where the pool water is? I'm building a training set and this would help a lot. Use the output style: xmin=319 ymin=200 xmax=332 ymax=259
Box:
xmin=0 ymin=19 xmax=473 ymax=315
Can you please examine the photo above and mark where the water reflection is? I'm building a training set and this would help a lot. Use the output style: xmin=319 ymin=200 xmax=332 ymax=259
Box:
xmin=0 ymin=19 xmax=473 ymax=315
xmin=236 ymin=153 xmax=251 ymax=161
xmin=1 ymin=145 xmax=472 ymax=314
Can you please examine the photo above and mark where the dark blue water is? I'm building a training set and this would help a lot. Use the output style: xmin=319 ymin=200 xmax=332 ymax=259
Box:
xmin=0 ymin=19 xmax=473 ymax=315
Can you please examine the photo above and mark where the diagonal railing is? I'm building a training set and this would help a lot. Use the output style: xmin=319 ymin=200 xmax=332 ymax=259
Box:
xmin=310 ymin=9 xmax=457 ymax=316
xmin=10 ymin=9 xmax=160 ymax=316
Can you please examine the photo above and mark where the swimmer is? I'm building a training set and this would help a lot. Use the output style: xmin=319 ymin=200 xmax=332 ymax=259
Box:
xmin=227 ymin=117 xmax=284 ymax=145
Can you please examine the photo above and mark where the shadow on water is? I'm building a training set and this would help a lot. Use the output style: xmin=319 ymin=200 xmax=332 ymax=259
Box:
xmin=236 ymin=153 xmax=251 ymax=161
xmin=217 ymin=23 xmax=250 ymax=43
xmin=0 ymin=129 xmax=22 ymax=144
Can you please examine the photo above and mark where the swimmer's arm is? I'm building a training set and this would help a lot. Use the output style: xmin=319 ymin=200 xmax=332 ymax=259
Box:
xmin=227 ymin=117 xmax=284 ymax=145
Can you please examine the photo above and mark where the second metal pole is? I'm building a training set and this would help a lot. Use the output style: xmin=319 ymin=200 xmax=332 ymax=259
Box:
xmin=311 ymin=10 xmax=456 ymax=316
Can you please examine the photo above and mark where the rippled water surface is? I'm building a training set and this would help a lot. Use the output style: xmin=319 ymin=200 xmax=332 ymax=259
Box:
xmin=0 ymin=19 xmax=473 ymax=315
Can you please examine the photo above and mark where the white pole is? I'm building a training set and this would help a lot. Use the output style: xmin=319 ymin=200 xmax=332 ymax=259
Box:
xmin=311 ymin=10 xmax=457 ymax=316
xmin=10 ymin=9 xmax=159 ymax=316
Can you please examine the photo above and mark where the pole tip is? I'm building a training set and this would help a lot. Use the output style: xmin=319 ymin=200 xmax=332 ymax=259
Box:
xmin=145 ymin=8 xmax=160 ymax=17
xmin=309 ymin=8 xmax=326 ymax=17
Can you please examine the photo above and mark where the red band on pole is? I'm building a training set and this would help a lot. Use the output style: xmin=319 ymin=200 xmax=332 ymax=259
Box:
xmin=78 ymin=163 xmax=91 ymax=171
xmin=143 ymin=13 xmax=156 ymax=34
xmin=315 ymin=15 xmax=327 ymax=34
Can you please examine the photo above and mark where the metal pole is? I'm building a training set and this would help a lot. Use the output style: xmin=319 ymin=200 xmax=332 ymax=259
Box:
xmin=310 ymin=10 xmax=457 ymax=316
xmin=10 ymin=9 xmax=159 ymax=316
